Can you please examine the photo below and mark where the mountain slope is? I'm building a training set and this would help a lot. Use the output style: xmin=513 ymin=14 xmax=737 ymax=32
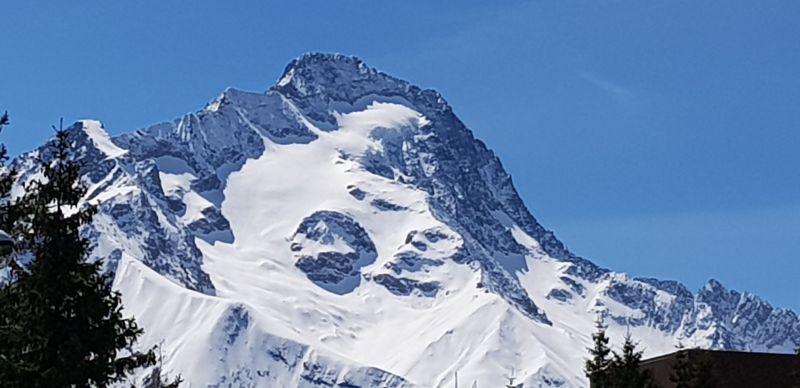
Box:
xmin=8 ymin=53 xmax=799 ymax=387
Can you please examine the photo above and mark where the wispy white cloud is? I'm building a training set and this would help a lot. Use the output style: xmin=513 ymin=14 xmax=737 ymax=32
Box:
xmin=578 ymin=70 xmax=634 ymax=103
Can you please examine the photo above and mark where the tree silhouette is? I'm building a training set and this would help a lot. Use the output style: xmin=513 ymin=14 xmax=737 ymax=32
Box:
xmin=608 ymin=333 xmax=656 ymax=388
xmin=0 ymin=122 xmax=172 ymax=387
xmin=585 ymin=314 xmax=613 ymax=388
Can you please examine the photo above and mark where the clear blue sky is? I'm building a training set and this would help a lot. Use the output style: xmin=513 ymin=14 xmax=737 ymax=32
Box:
xmin=2 ymin=1 xmax=798 ymax=309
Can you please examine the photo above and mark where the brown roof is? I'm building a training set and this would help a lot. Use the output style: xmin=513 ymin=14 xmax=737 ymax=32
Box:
xmin=640 ymin=349 xmax=800 ymax=388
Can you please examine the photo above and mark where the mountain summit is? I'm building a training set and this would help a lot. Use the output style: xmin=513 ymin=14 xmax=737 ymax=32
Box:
xmin=7 ymin=53 xmax=799 ymax=387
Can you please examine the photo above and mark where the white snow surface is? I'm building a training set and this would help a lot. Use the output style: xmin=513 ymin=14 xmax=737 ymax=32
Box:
xmin=79 ymin=119 xmax=127 ymax=159
xmin=10 ymin=54 xmax=799 ymax=388
xmin=202 ymin=102 xmax=490 ymax=384
xmin=108 ymin=102 xmax=678 ymax=387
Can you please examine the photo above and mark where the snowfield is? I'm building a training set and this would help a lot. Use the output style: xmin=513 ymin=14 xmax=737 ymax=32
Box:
xmin=9 ymin=53 xmax=799 ymax=388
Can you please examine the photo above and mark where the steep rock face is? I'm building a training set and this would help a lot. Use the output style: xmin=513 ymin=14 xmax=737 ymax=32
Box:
xmin=274 ymin=54 xmax=551 ymax=324
xmin=683 ymin=280 xmax=800 ymax=350
xmin=291 ymin=210 xmax=377 ymax=293
xmin=10 ymin=121 xmax=214 ymax=294
xmin=602 ymin=277 xmax=692 ymax=331
xmin=7 ymin=53 xmax=799 ymax=388
xmin=370 ymin=227 xmax=460 ymax=298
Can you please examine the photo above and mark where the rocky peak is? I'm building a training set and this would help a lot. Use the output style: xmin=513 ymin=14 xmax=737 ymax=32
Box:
xmin=7 ymin=53 xmax=800 ymax=387
xmin=272 ymin=53 xmax=450 ymax=126
xmin=698 ymin=279 xmax=738 ymax=303
xmin=275 ymin=53 xmax=394 ymax=98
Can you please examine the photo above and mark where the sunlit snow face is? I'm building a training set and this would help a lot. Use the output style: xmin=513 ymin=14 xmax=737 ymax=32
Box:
xmin=20 ymin=54 xmax=794 ymax=388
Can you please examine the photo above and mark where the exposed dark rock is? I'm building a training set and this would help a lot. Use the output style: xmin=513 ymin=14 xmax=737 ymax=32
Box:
xmin=291 ymin=211 xmax=377 ymax=294
xmin=370 ymin=198 xmax=407 ymax=212
xmin=373 ymin=274 xmax=439 ymax=297
xmin=546 ymin=289 xmax=573 ymax=302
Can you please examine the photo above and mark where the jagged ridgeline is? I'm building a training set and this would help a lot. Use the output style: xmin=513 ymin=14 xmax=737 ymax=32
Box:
xmin=6 ymin=53 xmax=799 ymax=387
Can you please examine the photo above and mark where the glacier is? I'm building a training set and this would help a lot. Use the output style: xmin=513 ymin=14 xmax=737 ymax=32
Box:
xmin=5 ymin=53 xmax=799 ymax=387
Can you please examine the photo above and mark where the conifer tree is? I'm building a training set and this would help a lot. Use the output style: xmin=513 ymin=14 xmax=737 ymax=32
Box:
xmin=608 ymin=332 xmax=656 ymax=388
xmin=0 ymin=123 xmax=160 ymax=387
xmin=585 ymin=315 xmax=613 ymax=388
xmin=505 ymin=376 xmax=522 ymax=388
xmin=669 ymin=347 xmax=693 ymax=388
xmin=139 ymin=344 xmax=183 ymax=388
xmin=669 ymin=346 xmax=715 ymax=388
xmin=0 ymin=111 xmax=18 ymax=229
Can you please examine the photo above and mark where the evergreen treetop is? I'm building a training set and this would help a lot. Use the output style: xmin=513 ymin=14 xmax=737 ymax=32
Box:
xmin=669 ymin=346 xmax=716 ymax=388
xmin=505 ymin=376 xmax=523 ymax=388
xmin=0 ymin=123 xmax=159 ymax=387
xmin=608 ymin=332 xmax=656 ymax=388
xmin=0 ymin=111 xmax=17 ymax=230
xmin=585 ymin=314 xmax=613 ymax=388
xmin=669 ymin=346 xmax=694 ymax=388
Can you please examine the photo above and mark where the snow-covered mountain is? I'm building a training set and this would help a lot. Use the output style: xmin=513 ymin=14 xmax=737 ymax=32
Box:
xmin=8 ymin=53 xmax=800 ymax=387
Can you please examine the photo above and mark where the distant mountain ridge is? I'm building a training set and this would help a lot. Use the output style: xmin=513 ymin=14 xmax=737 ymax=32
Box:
xmin=7 ymin=53 xmax=799 ymax=387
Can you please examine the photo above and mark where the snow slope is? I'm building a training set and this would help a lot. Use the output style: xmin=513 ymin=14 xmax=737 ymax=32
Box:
xmin=8 ymin=53 xmax=800 ymax=387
